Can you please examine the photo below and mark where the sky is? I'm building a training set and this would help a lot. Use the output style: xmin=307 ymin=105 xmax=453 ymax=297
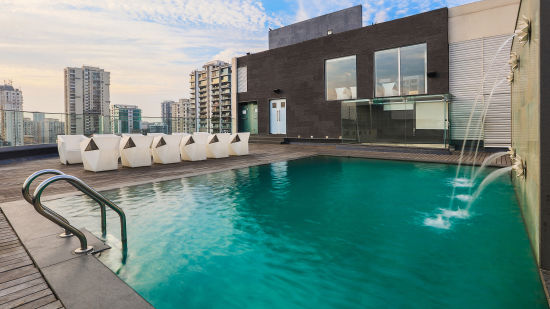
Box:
xmin=0 ymin=0 xmax=476 ymax=117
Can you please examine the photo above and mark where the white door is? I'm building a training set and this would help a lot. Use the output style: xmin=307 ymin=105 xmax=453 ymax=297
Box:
xmin=270 ymin=99 xmax=286 ymax=134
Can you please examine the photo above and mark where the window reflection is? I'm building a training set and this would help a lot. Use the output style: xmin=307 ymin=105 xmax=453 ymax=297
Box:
xmin=375 ymin=49 xmax=399 ymax=97
xmin=325 ymin=55 xmax=357 ymax=101
xmin=400 ymin=44 xmax=426 ymax=96
xmin=374 ymin=43 xmax=427 ymax=97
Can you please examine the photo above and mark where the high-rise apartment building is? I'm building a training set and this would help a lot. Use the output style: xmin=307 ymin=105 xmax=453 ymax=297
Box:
xmin=23 ymin=113 xmax=65 ymax=145
xmin=190 ymin=60 xmax=232 ymax=133
xmin=0 ymin=82 xmax=24 ymax=146
xmin=171 ymin=99 xmax=195 ymax=133
xmin=160 ymin=99 xmax=196 ymax=133
xmin=64 ymin=66 xmax=110 ymax=135
xmin=161 ymin=100 xmax=175 ymax=133
xmin=111 ymin=104 xmax=142 ymax=134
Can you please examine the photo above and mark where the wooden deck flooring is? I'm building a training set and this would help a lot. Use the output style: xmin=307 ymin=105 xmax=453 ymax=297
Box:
xmin=0 ymin=143 xmax=511 ymax=204
xmin=0 ymin=209 xmax=64 ymax=309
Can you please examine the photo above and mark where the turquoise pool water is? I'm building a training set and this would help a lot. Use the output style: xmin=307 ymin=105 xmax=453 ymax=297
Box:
xmin=48 ymin=157 xmax=546 ymax=308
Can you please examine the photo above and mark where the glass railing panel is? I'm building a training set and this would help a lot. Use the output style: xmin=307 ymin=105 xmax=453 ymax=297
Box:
xmin=0 ymin=110 xmax=227 ymax=148
xmin=341 ymin=94 xmax=449 ymax=148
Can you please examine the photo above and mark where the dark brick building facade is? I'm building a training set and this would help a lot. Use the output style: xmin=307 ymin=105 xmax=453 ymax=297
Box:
xmin=236 ymin=8 xmax=449 ymax=139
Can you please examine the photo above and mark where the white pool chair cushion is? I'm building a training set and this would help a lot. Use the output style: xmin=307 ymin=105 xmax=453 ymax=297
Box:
xmin=180 ymin=132 xmax=208 ymax=161
xmin=229 ymin=132 xmax=250 ymax=156
xmin=120 ymin=135 xmax=153 ymax=168
xmin=57 ymin=135 xmax=87 ymax=164
xmin=152 ymin=134 xmax=183 ymax=164
xmin=80 ymin=135 xmax=121 ymax=172
xmin=206 ymin=133 xmax=230 ymax=159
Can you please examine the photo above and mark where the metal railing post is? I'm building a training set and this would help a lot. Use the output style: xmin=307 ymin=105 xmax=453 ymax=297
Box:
xmin=22 ymin=169 xmax=73 ymax=237
xmin=23 ymin=169 xmax=109 ymax=237
xmin=31 ymin=174 xmax=127 ymax=251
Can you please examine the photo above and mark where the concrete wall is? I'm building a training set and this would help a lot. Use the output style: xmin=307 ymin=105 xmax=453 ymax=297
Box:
xmin=448 ymin=0 xmax=519 ymax=43
xmin=511 ymin=0 xmax=550 ymax=268
xmin=268 ymin=5 xmax=362 ymax=50
xmin=541 ymin=0 xmax=550 ymax=270
xmin=231 ymin=57 xmax=238 ymax=133
xmin=237 ymin=9 xmax=449 ymax=138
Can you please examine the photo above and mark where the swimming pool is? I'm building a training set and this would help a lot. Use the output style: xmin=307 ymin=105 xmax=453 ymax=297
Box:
xmin=47 ymin=156 xmax=546 ymax=308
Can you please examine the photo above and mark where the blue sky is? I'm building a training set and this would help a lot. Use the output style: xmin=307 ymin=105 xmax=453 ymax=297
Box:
xmin=0 ymin=0 xmax=476 ymax=116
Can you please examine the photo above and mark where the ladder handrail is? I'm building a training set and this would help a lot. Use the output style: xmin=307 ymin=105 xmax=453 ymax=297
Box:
xmin=28 ymin=174 xmax=128 ymax=254
xmin=22 ymin=169 xmax=109 ymax=237
xmin=22 ymin=169 xmax=73 ymax=237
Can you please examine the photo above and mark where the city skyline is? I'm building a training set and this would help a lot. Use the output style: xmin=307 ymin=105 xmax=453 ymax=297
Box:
xmin=0 ymin=0 xmax=476 ymax=117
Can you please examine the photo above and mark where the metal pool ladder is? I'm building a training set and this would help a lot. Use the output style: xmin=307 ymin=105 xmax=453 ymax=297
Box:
xmin=22 ymin=169 xmax=127 ymax=254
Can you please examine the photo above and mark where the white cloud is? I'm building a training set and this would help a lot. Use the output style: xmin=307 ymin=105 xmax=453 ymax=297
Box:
xmin=294 ymin=0 xmax=310 ymax=22
xmin=0 ymin=0 xmax=273 ymax=116
xmin=288 ymin=0 xmax=475 ymax=27
xmin=373 ymin=10 xmax=389 ymax=23
xmin=0 ymin=0 xmax=487 ymax=116
xmin=362 ymin=0 xmax=478 ymax=24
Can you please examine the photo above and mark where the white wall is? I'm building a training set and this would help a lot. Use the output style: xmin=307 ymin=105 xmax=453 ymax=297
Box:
xmin=448 ymin=0 xmax=519 ymax=43
xmin=448 ymin=0 xmax=519 ymax=147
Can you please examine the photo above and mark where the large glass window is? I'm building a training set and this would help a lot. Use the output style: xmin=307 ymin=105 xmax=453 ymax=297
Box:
xmin=325 ymin=55 xmax=357 ymax=101
xmin=375 ymin=43 xmax=427 ymax=97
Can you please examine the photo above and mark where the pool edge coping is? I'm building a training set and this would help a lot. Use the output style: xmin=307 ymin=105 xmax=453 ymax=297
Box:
xmin=538 ymin=269 xmax=550 ymax=307
xmin=0 ymin=199 xmax=155 ymax=309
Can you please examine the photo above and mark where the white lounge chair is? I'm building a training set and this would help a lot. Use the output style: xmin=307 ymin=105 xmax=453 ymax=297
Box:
xmin=120 ymin=135 xmax=153 ymax=168
xmin=80 ymin=135 xmax=121 ymax=172
xmin=152 ymin=134 xmax=184 ymax=164
xmin=206 ymin=133 xmax=231 ymax=159
xmin=57 ymin=135 xmax=87 ymax=164
xmin=180 ymin=132 xmax=208 ymax=161
xmin=228 ymin=132 xmax=250 ymax=156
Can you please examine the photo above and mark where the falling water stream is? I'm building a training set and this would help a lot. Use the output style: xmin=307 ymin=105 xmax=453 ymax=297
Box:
xmin=467 ymin=166 xmax=514 ymax=209
xmin=448 ymin=34 xmax=515 ymax=212
xmin=468 ymin=77 xmax=508 ymax=177
xmin=424 ymin=166 xmax=513 ymax=229
xmin=425 ymin=35 xmax=516 ymax=229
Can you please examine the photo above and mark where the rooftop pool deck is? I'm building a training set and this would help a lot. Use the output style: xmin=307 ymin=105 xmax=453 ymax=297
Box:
xmin=0 ymin=143 xmax=521 ymax=308
xmin=0 ymin=143 xmax=511 ymax=203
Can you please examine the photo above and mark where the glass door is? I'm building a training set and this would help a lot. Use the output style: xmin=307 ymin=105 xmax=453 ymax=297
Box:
xmin=270 ymin=99 xmax=286 ymax=134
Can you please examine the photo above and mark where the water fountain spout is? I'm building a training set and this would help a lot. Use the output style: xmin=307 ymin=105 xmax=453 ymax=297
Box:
xmin=471 ymin=151 xmax=510 ymax=182
xmin=515 ymin=16 xmax=531 ymax=46
xmin=507 ymin=146 xmax=516 ymax=160
xmin=507 ymin=72 xmax=515 ymax=84
xmin=511 ymin=152 xmax=526 ymax=179
xmin=509 ymin=52 xmax=519 ymax=71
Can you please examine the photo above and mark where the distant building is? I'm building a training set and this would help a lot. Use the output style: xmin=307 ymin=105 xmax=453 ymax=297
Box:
xmin=161 ymin=100 xmax=175 ymax=133
xmin=23 ymin=117 xmax=34 ymax=143
xmin=43 ymin=117 xmax=64 ymax=144
xmin=23 ymin=113 xmax=65 ymax=144
xmin=147 ymin=122 xmax=169 ymax=134
xmin=64 ymin=66 xmax=111 ymax=135
xmin=0 ymin=82 xmax=24 ymax=146
xmin=171 ymin=99 xmax=195 ymax=133
xmin=160 ymin=99 xmax=196 ymax=133
xmin=111 ymin=104 xmax=142 ymax=134
xmin=190 ymin=60 xmax=232 ymax=133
